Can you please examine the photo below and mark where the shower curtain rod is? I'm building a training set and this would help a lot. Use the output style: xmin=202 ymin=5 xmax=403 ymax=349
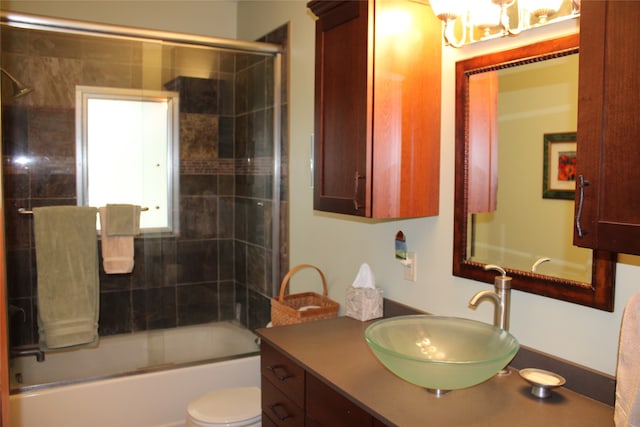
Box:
xmin=18 ymin=207 xmax=150 ymax=215
xmin=0 ymin=10 xmax=283 ymax=55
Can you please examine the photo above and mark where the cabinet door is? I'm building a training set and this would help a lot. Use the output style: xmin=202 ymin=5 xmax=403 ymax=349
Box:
xmin=575 ymin=0 xmax=640 ymax=254
xmin=311 ymin=0 xmax=370 ymax=216
xmin=262 ymin=377 xmax=306 ymax=427
xmin=261 ymin=342 xmax=305 ymax=408
xmin=370 ymin=0 xmax=441 ymax=218
xmin=306 ymin=373 xmax=372 ymax=426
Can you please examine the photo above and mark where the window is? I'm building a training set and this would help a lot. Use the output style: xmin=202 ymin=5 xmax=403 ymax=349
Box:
xmin=76 ymin=86 xmax=179 ymax=233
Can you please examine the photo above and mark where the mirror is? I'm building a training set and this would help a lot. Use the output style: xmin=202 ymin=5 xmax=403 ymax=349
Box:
xmin=454 ymin=34 xmax=616 ymax=311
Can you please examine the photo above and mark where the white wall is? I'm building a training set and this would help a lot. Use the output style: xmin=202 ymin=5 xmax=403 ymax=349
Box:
xmin=3 ymin=0 xmax=639 ymax=377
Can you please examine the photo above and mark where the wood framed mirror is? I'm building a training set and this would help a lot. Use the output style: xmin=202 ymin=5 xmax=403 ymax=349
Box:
xmin=453 ymin=34 xmax=616 ymax=311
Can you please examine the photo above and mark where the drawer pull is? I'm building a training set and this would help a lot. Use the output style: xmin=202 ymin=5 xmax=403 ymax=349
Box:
xmin=575 ymin=174 xmax=590 ymax=238
xmin=269 ymin=403 xmax=292 ymax=421
xmin=353 ymin=171 xmax=365 ymax=211
xmin=267 ymin=364 xmax=293 ymax=381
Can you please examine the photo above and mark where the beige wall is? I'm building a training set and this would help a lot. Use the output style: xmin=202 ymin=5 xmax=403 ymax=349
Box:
xmin=2 ymin=0 xmax=238 ymax=38
xmin=3 ymin=0 xmax=639 ymax=376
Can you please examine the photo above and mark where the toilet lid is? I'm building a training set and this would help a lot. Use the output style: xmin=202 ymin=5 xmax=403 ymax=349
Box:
xmin=188 ymin=387 xmax=261 ymax=424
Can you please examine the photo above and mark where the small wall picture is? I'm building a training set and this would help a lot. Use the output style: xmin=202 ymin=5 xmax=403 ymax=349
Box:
xmin=543 ymin=132 xmax=577 ymax=200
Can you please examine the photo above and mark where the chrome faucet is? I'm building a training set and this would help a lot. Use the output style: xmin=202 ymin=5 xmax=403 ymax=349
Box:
xmin=469 ymin=264 xmax=511 ymax=331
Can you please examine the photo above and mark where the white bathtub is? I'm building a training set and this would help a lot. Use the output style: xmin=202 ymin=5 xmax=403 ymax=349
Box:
xmin=11 ymin=321 xmax=259 ymax=388
xmin=9 ymin=321 xmax=261 ymax=427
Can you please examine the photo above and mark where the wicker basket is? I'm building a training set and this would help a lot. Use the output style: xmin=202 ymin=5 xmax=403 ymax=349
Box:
xmin=271 ymin=264 xmax=339 ymax=326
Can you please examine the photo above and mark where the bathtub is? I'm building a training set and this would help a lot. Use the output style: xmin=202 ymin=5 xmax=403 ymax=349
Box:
xmin=9 ymin=321 xmax=261 ymax=427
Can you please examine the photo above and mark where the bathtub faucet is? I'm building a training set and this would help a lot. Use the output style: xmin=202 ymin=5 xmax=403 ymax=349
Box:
xmin=11 ymin=347 xmax=45 ymax=362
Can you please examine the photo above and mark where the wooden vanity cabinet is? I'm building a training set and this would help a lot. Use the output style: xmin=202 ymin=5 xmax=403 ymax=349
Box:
xmin=574 ymin=0 xmax=640 ymax=255
xmin=308 ymin=0 xmax=442 ymax=218
xmin=305 ymin=374 xmax=372 ymax=426
xmin=261 ymin=341 xmax=305 ymax=426
xmin=261 ymin=341 xmax=389 ymax=426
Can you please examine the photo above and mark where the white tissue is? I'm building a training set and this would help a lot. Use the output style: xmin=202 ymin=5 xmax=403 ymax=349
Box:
xmin=352 ymin=263 xmax=376 ymax=289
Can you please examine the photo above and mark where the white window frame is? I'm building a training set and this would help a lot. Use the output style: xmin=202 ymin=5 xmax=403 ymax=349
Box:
xmin=76 ymin=86 xmax=180 ymax=235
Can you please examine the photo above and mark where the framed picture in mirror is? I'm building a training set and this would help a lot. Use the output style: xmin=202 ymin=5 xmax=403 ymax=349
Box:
xmin=543 ymin=132 xmax=577 ymax=200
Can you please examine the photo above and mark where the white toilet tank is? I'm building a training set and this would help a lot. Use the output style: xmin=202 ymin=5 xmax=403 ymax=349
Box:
xmin=186 ymin=386 xmax=261 ymax=427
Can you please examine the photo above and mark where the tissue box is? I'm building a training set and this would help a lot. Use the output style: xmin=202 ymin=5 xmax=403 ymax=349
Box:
xmin=345 ymin=287 xmax=383 ymax=321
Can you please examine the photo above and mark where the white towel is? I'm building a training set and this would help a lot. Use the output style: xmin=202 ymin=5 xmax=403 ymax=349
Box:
xmin=99 ymin=207 xmax=137 ymax=274
xmin=615 ymin=291 xmax=640 ymax=427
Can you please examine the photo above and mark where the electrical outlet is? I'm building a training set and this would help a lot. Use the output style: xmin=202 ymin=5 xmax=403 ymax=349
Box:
xmin=403 ymin=252 xmax=417 ymax=282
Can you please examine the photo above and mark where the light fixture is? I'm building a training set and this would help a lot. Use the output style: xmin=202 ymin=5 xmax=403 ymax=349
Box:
xmin=429 ymin=0 xmax=580 ymax=48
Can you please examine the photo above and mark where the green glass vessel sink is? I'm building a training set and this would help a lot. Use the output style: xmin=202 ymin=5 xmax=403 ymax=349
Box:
xmin=364 ymin=315 xmax=519 ymax=394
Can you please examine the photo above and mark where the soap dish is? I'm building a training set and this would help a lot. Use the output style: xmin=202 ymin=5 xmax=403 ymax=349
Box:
xmin=519 ymin=368 xmax=566 ymax=398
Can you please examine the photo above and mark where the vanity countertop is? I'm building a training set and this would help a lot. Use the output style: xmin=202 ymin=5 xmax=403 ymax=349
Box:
xmin=257 ymin=316 xmax=614 ymax=427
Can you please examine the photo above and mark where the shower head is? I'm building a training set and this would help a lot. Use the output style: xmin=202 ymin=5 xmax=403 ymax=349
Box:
xmin=0 ymin=67 xmax=33 ymax=99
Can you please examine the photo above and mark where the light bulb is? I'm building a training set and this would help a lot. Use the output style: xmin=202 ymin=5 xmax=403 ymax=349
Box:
xmin=522 ymin=0 xmax=563 ymax=23
xmin=430 ymin=0 xmax=468 ymax=20
xmin=469 ymin=2 xmax=502 ymax=28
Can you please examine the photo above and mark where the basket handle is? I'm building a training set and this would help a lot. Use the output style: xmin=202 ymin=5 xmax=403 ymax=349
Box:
xmin=279 ymin=264 xmax=328 ymax=302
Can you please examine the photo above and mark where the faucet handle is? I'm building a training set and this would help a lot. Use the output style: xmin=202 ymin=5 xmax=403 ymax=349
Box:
xmin=484 ymin=264 xmax=511 ymax=289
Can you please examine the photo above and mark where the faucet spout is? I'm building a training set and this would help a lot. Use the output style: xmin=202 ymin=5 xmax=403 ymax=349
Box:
xmin=469 ymin=289 xmax=500 ymax=307
xmin=469 ymin=289 xmax=507 ymax=330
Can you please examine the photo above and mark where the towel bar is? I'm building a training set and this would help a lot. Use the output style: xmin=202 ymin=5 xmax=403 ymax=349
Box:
xmin=18 ymin=207 xmax=150 ymax=215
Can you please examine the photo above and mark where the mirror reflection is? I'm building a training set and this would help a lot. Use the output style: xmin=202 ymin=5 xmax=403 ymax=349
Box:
xmin=466 ymin=53 xmax=592 ymax=283
xmin=454 ymin=34 xmax=616 ymax=311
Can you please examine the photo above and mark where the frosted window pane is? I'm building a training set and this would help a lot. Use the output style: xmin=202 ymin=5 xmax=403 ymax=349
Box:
xmin=77 ymin=87 xmax=179 ymax=234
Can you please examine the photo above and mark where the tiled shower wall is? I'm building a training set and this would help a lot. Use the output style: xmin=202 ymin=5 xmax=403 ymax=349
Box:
xmin=0 ymin=23 xmax=288 ymax=348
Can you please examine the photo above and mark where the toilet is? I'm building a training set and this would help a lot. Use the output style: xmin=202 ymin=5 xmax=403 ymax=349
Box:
xmin=186 ymin=386 xmax=261 ymax=427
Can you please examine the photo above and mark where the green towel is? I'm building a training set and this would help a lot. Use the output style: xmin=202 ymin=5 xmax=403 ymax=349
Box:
xmin=33 ymin=206 xmax=99 ymax=349
xmin=105 ymin=204 xmax=141 ymax=236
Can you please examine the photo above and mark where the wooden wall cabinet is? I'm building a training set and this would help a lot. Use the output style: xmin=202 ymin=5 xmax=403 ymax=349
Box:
xmin=308 ymin=0 xmax=442 ymax=218
xmin=261 ymin=341 xmax=388 ymax=426
xmin=574 ymin=0 xmax=640 ymax=255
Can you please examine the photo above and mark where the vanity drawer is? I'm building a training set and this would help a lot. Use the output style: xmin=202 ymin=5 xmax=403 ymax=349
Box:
xmin=261 ymin=341 xmax=305 ymax=407
xmin=306 ymin=373 xmax=373 ymax=426
xmin=262 ymin=375 xmax=305 ymax=427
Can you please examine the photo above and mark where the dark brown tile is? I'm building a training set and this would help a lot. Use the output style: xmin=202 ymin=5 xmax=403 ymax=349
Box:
xmin=165 ymin=76 xmax=219 ymax=114
xmin=177 ymin=240 xmax=218 ymax=284
xmin=180 ymin=113 xmax=219 ymax=159
xmin=248 ymin=289 xmax=270 ymax=331
xmin=28 ymin=107 xmax=75 ymax=157
xmin=177 ymin=282 xmax=218 ymax=326
xmin=219 ymin=239 xmax=234 ymax=281
xmin=180 ymin=196 xmax=218 ymax=239
xmin=6 ymin=249 xmax=33 ymax=299
xmin=180 ymin=174 xmax=218 ymax=196
xmin=30 ymin=173 xmax=75 ymax=198
xmin=219 ymin=281 xmax=236 ymax=321
xmin=132 ymin=287 xmax=176 ymax=332
xmin=99 ymin=291 xmax=132 ymax=336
